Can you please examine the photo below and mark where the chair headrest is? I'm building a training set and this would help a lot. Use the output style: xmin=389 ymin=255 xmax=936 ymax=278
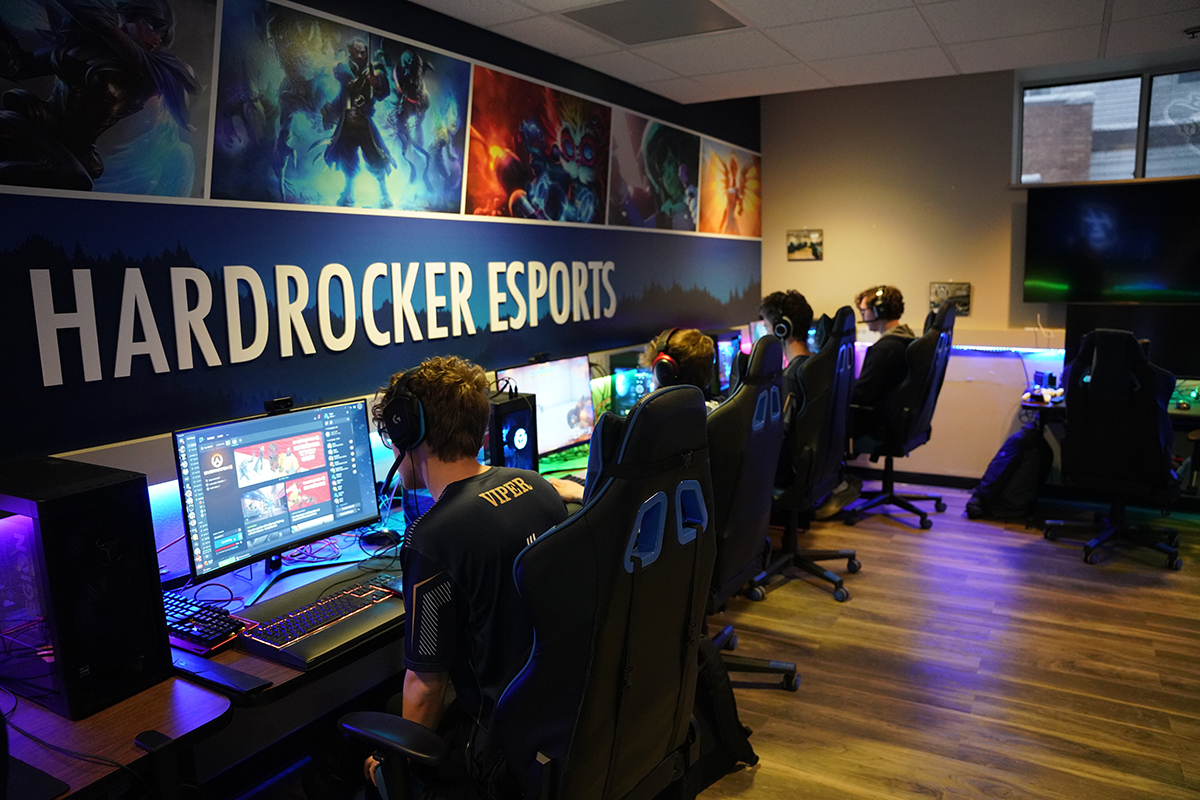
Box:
xmin=582 ymin=384 xmax=708 ymax=501
xmin=1074 ymin=328 xmax=1147 ymax=397
xmin=928 ymin=301 xmax=957 ymax=333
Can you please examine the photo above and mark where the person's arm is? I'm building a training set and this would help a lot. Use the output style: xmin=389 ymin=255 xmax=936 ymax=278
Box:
xmin=403 ymin=668 xmax=450 ymax=729
xmin=546 ymin=475 xmax=584 ymax=503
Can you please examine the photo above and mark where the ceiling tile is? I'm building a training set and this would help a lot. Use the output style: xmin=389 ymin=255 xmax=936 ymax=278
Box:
xmin=1112 ymin=0 xmax=1200 ymax=22
xmin=1106 ymin=10 xmax=1200 ymax=56
xmin=949 ymin=26 xmax=1102 ymax=72
xmin=809 ymin=46 xmax=957 ymax=86
xmin=577 ymin=50 xmax=681 ymax=84
xmin=637 ymin=76 xmax=713 ymax=103
xmin=766 ymin=8 xmax=940 ymax=61
xmin=633 ymin=28 xmax=798 ymax=76
xmin=407 ymin=0 xmax=539 ymax=28
xmin=492 ymin=16 xmax=622 ymax=58
xmin=717 ymin=0 xmax=912 ymax=28
xmin=690 ymin=62 xmax=833 ymax=100
xmin=922 ymin=0 xmax=1105 ymax=43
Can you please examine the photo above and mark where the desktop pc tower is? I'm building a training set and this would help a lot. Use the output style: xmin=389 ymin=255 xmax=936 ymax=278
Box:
xmin=484 ymin=392 xmax=538 ymax=472
xmin=0 ymin=458 xmax=171 ymax=720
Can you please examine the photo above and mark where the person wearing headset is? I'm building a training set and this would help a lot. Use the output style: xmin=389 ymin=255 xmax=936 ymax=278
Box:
xmin=851 ymin=285 xmax=916 ymax=452
xmin=553 ymin=327 xmax=721 ymax=507
xmin=640 ymin=327 xmax=721 ymax=410
xmin=365 ymin=355 xmax=568 ymax=799
xmin=758 ymin=290 xmax=813 ymax=476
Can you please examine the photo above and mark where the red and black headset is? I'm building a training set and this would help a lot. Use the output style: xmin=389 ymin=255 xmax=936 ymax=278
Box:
xmin=651 ymin=327 xmax=682 ymax=387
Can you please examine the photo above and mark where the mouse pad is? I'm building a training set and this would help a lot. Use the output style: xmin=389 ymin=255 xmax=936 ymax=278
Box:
xmin=9 ymin=754 xmax=70 ymax=799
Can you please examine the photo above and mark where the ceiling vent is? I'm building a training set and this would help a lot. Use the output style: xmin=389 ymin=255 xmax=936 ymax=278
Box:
xmin=565 ymin=0 xmax=744 ymax=46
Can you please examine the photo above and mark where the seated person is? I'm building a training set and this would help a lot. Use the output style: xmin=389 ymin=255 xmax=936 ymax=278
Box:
xmin=641 ymin=327 xmax=721 ymax=410
xmin=365 ymin=356 xmax=569 ymax=799
xmin=759 ymin=290 xmax=813 ymax=484
xmin=552 ymin=328 xmax=719 ymax=505
xmin=851 ymin=285 xmax=915 ymax=453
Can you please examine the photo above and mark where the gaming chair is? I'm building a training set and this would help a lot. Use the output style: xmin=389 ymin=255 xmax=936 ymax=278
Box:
xmin=340 ymin=384 xmax=716 ymax=799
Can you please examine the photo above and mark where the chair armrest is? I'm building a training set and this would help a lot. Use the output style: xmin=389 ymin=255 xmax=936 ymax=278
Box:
xmin=338 ymin=711 xmax=449 ymax=767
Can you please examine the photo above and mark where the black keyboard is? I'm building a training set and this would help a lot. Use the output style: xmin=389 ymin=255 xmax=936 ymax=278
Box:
xmin=562 ymin=473 xmax=587 ymax=486
xmin=238 ymin=573 xmax=403 ymax=670
xmin=163 ymin=591 xmax=247 ymax=656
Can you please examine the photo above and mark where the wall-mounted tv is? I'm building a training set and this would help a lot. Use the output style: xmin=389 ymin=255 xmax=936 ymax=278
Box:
xmin=1023 ymin=179 xmax=1200 ymax=303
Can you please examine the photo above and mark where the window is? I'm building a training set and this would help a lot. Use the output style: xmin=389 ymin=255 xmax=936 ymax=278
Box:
xmin=1020 ymin=67 xmax=1200 ymax=184
xmin=1145 ymin=70 xmax=1200 ymax=179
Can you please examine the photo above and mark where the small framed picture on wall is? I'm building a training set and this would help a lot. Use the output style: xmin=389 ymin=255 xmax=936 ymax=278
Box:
xmin=929 ymin=281 xmax=971 ymax=316
xmin=787 ymin=229 xmax=822 ymax=261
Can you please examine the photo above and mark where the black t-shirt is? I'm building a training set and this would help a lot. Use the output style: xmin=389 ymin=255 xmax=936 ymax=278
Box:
xmin=401 ymin=467 xmax=568 ymax=731
xmin=775 ymin=354 xmax=810 ymax=486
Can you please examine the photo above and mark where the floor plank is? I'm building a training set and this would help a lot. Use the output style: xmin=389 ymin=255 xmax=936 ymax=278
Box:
xmin=701 ymin=485 xmax=1200 ymax=799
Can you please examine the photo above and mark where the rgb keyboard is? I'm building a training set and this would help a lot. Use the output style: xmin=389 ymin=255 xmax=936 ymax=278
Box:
xmin=163 ymin=591 xmax=248 ymax=656
xmin=237 ymin=573 xmax=403 ymax=669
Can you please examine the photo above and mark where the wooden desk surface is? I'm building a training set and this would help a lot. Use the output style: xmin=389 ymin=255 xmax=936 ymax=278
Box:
xmin=8 ymin=677 xmax=230 ymax=796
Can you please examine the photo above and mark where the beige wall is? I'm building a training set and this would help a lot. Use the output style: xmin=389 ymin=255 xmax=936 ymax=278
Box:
xmin=761 ymin=69 xmax=1064 ymax=347
xmin=762 ymin=72 xmax=1073 ymax=478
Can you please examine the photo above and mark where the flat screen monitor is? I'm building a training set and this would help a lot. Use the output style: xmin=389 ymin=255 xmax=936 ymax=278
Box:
xmin=1024 ymin=179 xmax=1200 ymax=303
xmin=740 ymin=320 xmax=770 ymax=354
xmin=173 ymin=399 xmax=380 ymax=585
xmin=714 ymin=333 xmax=741 ymax=392
xmin=496 ymin=355 xmax=595 ymax=455
xmin=611 ymin=368 xmax=655 ymax=416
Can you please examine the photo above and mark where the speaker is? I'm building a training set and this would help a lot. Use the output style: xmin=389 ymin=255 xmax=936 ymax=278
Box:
xmin=0 ymin=458 xmax=171 ymax=720
xmin=483 ymin=392 xmax=538 ymax=472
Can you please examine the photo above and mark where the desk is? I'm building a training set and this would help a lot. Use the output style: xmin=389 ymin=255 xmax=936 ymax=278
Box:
xmin=8 ymin=677 xmax=230 ymax=798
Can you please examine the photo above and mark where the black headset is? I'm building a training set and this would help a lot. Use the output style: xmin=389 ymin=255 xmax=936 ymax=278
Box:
xmin=651 ymin=328 xmax=682 ymax=387
xmin=770 ymin=312 xmax=793 ymax=340
xmin=379 ymin=372 xmax=426 ymax=454
xmin=866 ymin=286 xmax=885 ymax=319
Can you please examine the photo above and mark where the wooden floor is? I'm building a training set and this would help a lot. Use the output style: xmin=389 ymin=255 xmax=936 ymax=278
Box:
xmin=701 ymin=485 xmax=1200 ymax=800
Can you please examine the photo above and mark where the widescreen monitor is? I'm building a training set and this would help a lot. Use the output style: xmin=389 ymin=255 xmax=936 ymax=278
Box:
xmin=173 ymin=399 xmax=380 ymax=584
xmin=1024 ymin=179 xmax=1200 ymax=303
xmin=496 ymin=355 xmax=595 ymax=455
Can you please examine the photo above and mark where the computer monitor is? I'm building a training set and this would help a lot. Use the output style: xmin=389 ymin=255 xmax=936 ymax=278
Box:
xmin=173 ymin=399 xmax=380 ymax=596
xmin=611 ymin=367 xmax=655 ymax=416
xmin=739 ymin=320 xmax=770 ymax=354
xmin=714 ymin=332 xmax=741 ymax=392
xmin=496 ymin=355 xmax=595 ymax=455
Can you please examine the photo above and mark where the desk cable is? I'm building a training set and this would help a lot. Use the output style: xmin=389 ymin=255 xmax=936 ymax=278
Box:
xmin=1 ymin=685 xmax=154 ymax=798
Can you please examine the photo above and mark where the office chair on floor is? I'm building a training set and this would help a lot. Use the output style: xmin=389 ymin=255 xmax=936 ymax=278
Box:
xmin=844 ymin=302 xmax=956 ymax=529
xmin=340 ymin=384 xmax=717 ymax=800
xmin=753 ymin=306 xmax=860 ymax=602
xmin=706 ymin=336 xmax=799 ymax=691
xmin=1043 ymin=329 xmax=1182 ymax=568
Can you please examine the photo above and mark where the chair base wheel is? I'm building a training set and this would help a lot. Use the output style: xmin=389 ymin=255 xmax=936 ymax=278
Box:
xmin=844 ymin=514 xmax=858 ymax=526
xmin=832 ymin=587 xmax=850 ymax=602
xmin=1169 ymin=556 xmax=1183 ymax=571
xmin=745 ymin=585 xmax=767 ymax=602
xmin=919 ymin=517 xmax=933 ymax=530
xmin=1084 ymin=549 xmax=1098 ymax=565
xmin=846 ymin=559 xmax=861 ymax=574
xmin=782 ymin=672 xmax=800 ymax=692
xmin=935 ymin=500 xmax=947 ymax=512
xmin=1044 ymin=527 xmax=1058 ymax=541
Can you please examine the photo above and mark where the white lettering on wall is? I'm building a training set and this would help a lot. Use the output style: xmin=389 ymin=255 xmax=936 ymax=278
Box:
xmin=392 ymin=262 xmax=424 ymax=343
xmin=362 ymin=262 xmax=389 ymax=346
xmin=317 ymin=263 xmax=356 ymax=352
xmin=171 ymin=268 xmax=221 ymax=370
xmin=224 ymin=266 xmax=268 ymax=364
xmin=30 ymin=269 xmax=102 ymax=386
xmin=114 ymin=268 xmax=169 ymax=378
xmin=276 ymin=265 xmax=315 ymax=358
xmin=450 ymin=262 xmax=476 ymax=337
xmin=548 ymin=261 xmax=569 ymax=325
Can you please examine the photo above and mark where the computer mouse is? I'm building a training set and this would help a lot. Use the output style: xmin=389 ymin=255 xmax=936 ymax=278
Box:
xmin=1176 ymin=401 xmax=1191 ymax=411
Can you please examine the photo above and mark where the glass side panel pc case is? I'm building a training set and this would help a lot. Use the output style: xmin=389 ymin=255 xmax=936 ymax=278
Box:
xmin=495 ymin=356 xmax=595 ymax=455
xmin=173 ymin=400 xmax=381 ymax=584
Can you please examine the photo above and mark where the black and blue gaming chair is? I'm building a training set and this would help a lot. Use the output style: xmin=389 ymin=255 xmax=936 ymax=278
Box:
xmin=1044 ymin=328 xmax=1181 ymax=568
xmin=340 ymin=384 xmax=716 ymax=800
